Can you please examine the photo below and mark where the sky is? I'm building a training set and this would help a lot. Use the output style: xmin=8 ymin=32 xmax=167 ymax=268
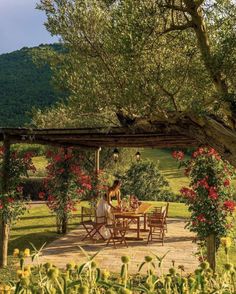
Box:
xmin=0 ymin=0 xmax=58 ymax=54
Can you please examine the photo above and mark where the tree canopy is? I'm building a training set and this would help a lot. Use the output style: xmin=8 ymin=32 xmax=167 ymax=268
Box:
xmin=35 ymin=0 xmax=236 ymax=164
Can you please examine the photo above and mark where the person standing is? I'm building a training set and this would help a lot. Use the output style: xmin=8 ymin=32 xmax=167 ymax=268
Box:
xmin=107 ymin=180 xmax=121 ymax=209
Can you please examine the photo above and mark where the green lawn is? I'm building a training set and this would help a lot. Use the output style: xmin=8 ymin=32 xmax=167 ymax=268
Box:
xmin=142 ymin=148 xmax=189 ymax=195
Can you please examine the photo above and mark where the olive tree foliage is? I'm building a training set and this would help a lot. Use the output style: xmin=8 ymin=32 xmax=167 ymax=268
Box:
xmin=35 ymin=0 xmax=236 ymax=164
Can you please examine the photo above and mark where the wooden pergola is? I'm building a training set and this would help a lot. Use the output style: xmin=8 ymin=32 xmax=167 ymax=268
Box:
xmin=0 ymin=126 xmax=200 ymax=268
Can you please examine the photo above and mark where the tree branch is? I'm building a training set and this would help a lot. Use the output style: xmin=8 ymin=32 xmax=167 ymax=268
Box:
xmin=156 ymin=81 xmax=179 ymax=111
xmin=160 ymin=3 xmax=189 ymax=12
xmin=161 ymin=22 xmax=193 ymax=35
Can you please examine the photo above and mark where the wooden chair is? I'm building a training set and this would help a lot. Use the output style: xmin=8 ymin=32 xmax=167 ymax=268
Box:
xmin=106 ymin=218 xmax=128 ymax=248
xmin=80 ymin=207 xmax=107 ymax=241
xmin=147 ymin=211 xmax=165 ymax=245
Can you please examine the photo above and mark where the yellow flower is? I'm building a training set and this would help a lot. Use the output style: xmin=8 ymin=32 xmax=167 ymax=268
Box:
xmin=16 ymin=270 xmax=23 ymax=278
xmin=13 ymin=248 xmax=20 ymax=257
xmin=23 ymin=248 xmax=30 ymax=257
xmin=24 ymin=265 xmax=31 ymax=273
xmin=23 ymin=270 xmax=31 ymax=277
xmin=220 ymin=237 xmax=232 ymax=248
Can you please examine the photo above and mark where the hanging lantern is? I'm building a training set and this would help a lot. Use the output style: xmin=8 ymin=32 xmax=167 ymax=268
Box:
xmin=135 ymin=151 xmax=141 ymax=161
xmin=113 ymin=148 xmax=119 ymax=162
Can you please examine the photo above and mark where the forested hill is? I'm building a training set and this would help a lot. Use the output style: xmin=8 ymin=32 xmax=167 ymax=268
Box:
xmin=0 ymin=44 xmax=62 ymax=127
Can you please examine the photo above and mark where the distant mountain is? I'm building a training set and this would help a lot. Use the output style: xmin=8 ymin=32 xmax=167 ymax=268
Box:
xmin=0 ymin=44 xmax=62 ymax=127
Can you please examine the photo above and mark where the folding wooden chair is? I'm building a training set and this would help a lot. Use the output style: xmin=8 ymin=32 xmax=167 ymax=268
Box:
xmin=80 ymin=207 xmax=107 ymax=241
xmin=147 ymin=211 xmax=165 ymax=245
xmin=106 ymin=218 xmax=128 ymax=248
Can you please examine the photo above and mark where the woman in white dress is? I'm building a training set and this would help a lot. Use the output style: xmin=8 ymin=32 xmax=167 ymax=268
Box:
xmin=96 ymin=194 xmax=113 ymax=224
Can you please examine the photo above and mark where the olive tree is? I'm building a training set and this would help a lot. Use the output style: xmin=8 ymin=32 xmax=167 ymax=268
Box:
xmin=36 ymin=0 xmax=236 ymax=165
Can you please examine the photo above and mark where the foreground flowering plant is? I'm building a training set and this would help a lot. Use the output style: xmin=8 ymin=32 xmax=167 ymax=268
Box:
xmin=0 ymin=147 xmax=36 ymax=225
xmin=2 ymin=242 xmax=236 ymax=294
xmin=172 ymin=147 xmax=236 ymax=247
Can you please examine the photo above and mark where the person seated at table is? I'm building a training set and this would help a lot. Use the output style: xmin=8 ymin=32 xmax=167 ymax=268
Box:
xmin=107 ymin=180 xmax=121 ymax=209
xmin=129 ymin=195 xmax=139 ymax=209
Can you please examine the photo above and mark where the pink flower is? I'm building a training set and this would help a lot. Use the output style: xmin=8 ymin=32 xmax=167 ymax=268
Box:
xmin=208 ymin=187 xmax=218 ymax=200
xmin=64 ymin=153 xmax=73 ymax=160
xmin=223 ymin=179 xmax=230 ymax=187
xmin=53 ymin=154 xmax=62 ymax=162
xmin=7 ymin=198 xmax=14 ymax=203
xmin=197 ymin=178 xmax=209 ymax=190
xmin=38 ymin=192 xmax=46 ymax=199
xmin=172 ymin=151 xmax=184 ymax=161
xmin=82 ymin=183 xmax=92 ymax=190
xmin=180 ymin=187 xmax=196 ymax=200
xmin=208 ymin=148 xmax=221 ymax=160
xmin=57 ymin=168 xmax=65 ymax=174
xmin=76 ymin=188 xmax=84 ymax=195
xmin=48 ymin=195 xmax=55 ymax=202
xmin=223 ymin=200 xmax=236 ymax=212
xmin=0 ymin=200 xmax=3 ymax=209
xmin=24 ymin=152 xmax=34 ymax=160
xmin=0 ymin=146 xmax=5 ymax=155
xmin=46 ymin=150 xmax=53 ymax=158
xmin=197 ymin=214 xmax=206 ymax=222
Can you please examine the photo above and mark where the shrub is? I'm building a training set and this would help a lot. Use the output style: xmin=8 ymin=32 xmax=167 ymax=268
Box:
xmin=121 ymin=160 xmax=172 ymax=201
xmin=22 ymin=177 xmax=46 ymax=201
xmin=12 ymin=144 xmax=46 ymax=157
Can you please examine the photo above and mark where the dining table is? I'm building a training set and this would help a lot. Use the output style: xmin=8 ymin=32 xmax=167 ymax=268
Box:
xmin=113 ymin=202 xmax=153 ymax=240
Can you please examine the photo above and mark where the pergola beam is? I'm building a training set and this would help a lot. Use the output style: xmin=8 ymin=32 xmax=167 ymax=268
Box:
xmin=0 ymin=127 xmax=198 ymax=148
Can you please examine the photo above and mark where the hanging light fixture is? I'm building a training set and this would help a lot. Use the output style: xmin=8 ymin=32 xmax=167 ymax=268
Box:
xmin=135 ymin=151 xmax=141 ymax=161
xmin=113 ymin=148 xmax=119 ymax=162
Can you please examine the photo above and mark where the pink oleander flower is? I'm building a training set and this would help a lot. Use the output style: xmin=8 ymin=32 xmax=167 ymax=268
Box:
xmin=223 ymin=200 xmax=236 ymax=213
xmin=223 ymin=179 xmax=230 ymax=187
xmin=172 ymin=150 xmax=184 ymax=161
xmin=208 ymin=187 xmax=218 ymax=200
xmin=197 ymin=214 xmax=206 ymax=223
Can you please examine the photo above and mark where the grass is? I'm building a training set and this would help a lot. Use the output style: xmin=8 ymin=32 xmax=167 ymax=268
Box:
xmin=30 ymin=156 xmax=48 ymax=177
xmin=142 ymin=148 xmax=189 ymax=195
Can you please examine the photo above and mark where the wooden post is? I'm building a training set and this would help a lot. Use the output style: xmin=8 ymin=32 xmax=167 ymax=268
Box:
xmin=0 ymin=138 xmax=11 ymax=267
xmin=94 ymin=147 xmax=101 ymax=202
xmin=95 ymin=147 xmax=101 ymax=174
xmin=61 ymin=147 xmax=69 ymax=234
xmin=206 ymin=234 xmax=216 ymax=271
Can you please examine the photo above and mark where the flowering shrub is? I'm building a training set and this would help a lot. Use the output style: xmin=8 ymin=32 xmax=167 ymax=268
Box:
xmin=43 ymin=148 xmax=88 ymax=230
xmin=0 ymin=147 xmax=36 ymax=224
xmin=173 ymin=147 xmax=236 ymax=246
xmin=3 ymin=243 xmax=236 ymax=293
xmin=41 ymin=147 xmax=93 ymax=233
